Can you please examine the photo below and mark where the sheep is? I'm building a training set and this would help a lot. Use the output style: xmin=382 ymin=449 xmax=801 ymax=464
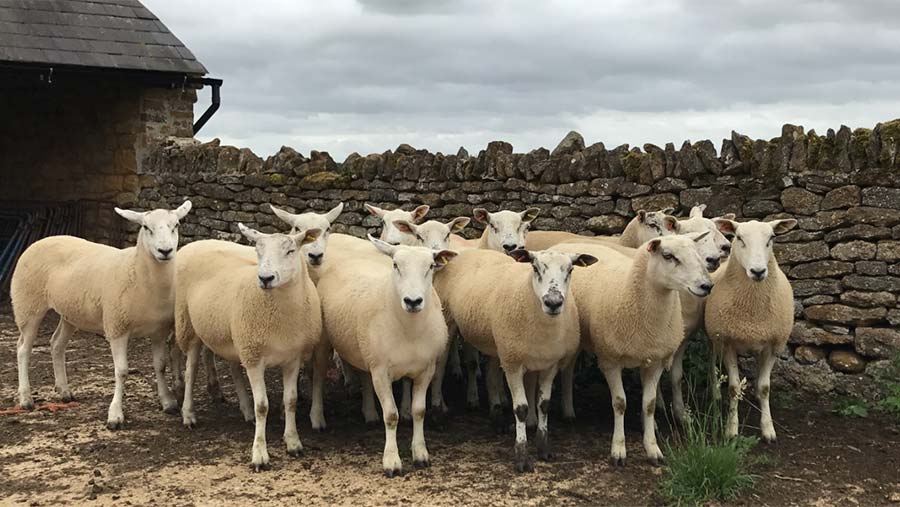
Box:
xmin=704 ymin=218 xmax=797 ymax=443
xmin=174 ymin=225 xmax=322 ymax=471
xmin=525 ymin=208 xmax=680 ymax=250
xmin=312 ymin=235 xmax=457 ymax=476
xmin=11 ymin=201 xmax=192 ymax=429
xmin=433 ymin=247 xmax=597 ymax=472
xmin=365 ymin=203 xmax=430 ymax=245
xmin=450 ymin=207 xmax=541 ymax=252
xmin=663 ymin=205 xmax=735 ymax=422
xmin=551 ymin=233 xmax=712 ymax=465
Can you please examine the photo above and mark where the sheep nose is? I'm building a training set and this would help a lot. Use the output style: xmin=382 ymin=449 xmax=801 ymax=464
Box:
xmin=158 ymin=248 xmax=173 ymax=258
xmin=403 ymin=297 xmax=424 ymax=311
xmin=308 ymin=253 xmax=324 ymax=265
xmin=502 ymin=244 xmax=516 ymax=252
xmin=749 ymin=268 xmax=767 ymax=281
xmin=543 ymin=297 xmax=564 ymax=314
xmin=699 ymin=283 xmax=713 ymax=295
xmin=258 ymin=274 xmax=276 ymax=288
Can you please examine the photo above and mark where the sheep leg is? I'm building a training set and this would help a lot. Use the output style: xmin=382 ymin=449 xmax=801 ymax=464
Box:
xmin=360 ymin=372 xmax=380 ymax=425
xmin=150 ymin=332 xmax=179 ymax=414
xmin=599 ymin=364 xmax=627 ymax=466
xmin=230 ymin=361 xmax=254 ymax=423
xmin=709 ymin=340 xmax=723 ymax=401
xmin=524 ymin=371 xmax=538 ymax=429
xmin=670 ymin=339 xmax=689 ymax=424
xmin=486 ymin=356 xmax=506 ymax=434
xmin=50 ymin=319 xmax=76 ymax=402
xmin=560 ymin=355 xmax=577 ymax=423
xmin=202 ymin=346 xmax=224 ymax=403
xmin=447 ymin=334 xmax=464 ymax=380
xmin=724 ymin=345 xmax=741 ymax=439
xmin=463 ymin=341 xmax=480 ymax=410
xmin=245 ymin=362 xmax=271 ymax=471
xmin=535 ymin=365 xmax=558 ymax=461
xmin=429 ymin=341 xmax=449 ymax=423
xmin=16 ymin=316 xmax=44 ymax=410
xmin=309 ymin=342 xmax=329 ymax=431
xmin=399 ymin=379 xmax=412 ymax=422
xmin=371 ymin=369 xmax=403 ymax=477
xmin=180 ymin=342 xmax=201 ymax=428
xmin=757 ymin=345 xmax=777 ymax=444
xmin=411 ymin=366 xmax=434 ymax=469
xmin=282 ymin=358 xmax=303 ymax=457
xmin=106 ymin=335 xmax=130 ymax=430
xmin=504 ymin=366 xmax=533 ymax=473
xmin=168 ymin=338 xmax=185 ymax=403
xmin=640 ymin=362 xmax=665 ymax=465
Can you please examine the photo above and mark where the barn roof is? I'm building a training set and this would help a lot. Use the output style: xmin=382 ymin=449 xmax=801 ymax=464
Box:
xmin=0 ymin=0 xmax=207 ymax=75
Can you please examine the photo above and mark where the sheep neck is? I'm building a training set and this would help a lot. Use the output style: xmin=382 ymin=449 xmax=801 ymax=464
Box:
xmin=623 ymin=249 xmax=675 ymax=316
xmin=131 ymin=231 xmax=174 ymax=291
xmin=476 ymin=227 xmax=492 ymax=249
xmin=720 ymin=253 xmax=781 ymax=301
xmin=618 ymin=217 xmax=641 ymax=247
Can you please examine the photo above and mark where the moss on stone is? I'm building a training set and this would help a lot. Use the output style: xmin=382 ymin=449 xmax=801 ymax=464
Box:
xmin=299 ymin=171 xmax=348 ymax=190
xmin=622 ymin=150 xmax=645 ymax=181
xmin=850 ymin=128 xmax=871 ymax=168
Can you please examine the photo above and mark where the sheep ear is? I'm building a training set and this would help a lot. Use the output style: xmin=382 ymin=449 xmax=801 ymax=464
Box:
xmin=393 ymin=220 xmax=417 ymax=235
xmin=689 ymin=205 xmax=706 ymax=218
xmin=270 ymin=205 xmax=300 ymax=227
xmin=432 ymin=249 xmax=458 ymax=270
xmin=368 ymin=234 xmax=396 ymax=257
xmin=294 ymin=228 xmax=321 ymax=246
xmin=174 ymin=201 xmax=192 ymax=220
xmin=473 ymin=208 xmax=490 ymax=224
xmin=637 ymin=210 xmax=647 ymax=223
xmin=647 ymin=238 xmax=661 ymax=253
xmin=664 ymin=215 xmax=680 ymax=232
xmin=364 ymin=203 xmax=385 ymax=218
xmin=571 ymin=253 xmax=598 ymax=267
xmin=238 ymin=223 xmax=264 ymax=243
xmin=449 ymin=217 xmax=470 ymax=232
xmin=660 ymin=207 xmax=675 ymax=215
xmin=721 ymin=213 xmax=736 ymax=220
xmin=689 ymin=231 xmax=710 ymax=242
xmin=521 ymin=208 xmax=541 ymax=223
xmin=714 ymin=218 xmax=737 ymax=235
xmin=324 ymin=202 xmax=344 ymax=224
xmin=411 ymin=205 xmax=430 ymax=223
xmin=769 ymin=218 xmax=798 ymax=235
xmin=509 ymin=249 xmax=533 ymax=263
xmin=115 ymin=207 xmax=146 ymax=225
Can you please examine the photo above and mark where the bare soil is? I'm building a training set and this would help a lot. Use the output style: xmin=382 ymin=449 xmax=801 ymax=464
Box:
xmin=1 ymin=306 xmax=899 ymax=506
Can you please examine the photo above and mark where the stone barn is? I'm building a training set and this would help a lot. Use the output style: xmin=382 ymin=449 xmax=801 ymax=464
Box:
xmin=0 ymin=0 xmax=219 ymax=260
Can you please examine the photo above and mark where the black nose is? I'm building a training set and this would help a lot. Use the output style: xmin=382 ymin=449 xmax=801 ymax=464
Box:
xmin=706 ymin=257 xmax=718 ymax=264
xmin=403 ymin=297 xmax=423 ymax=308
xmin=259 ymin=275 xmax=275 ymax=287
xmin=502 ymin=244 xmax=516 ymax=252
xmin=544 ymin=298 xmax=563 ymax=313
xmin=699 ymin=283 xmax=713 ymax=294
xmin=750 ymin=268 xmax=767 ymax=280
xmin=308 ymin=253 xmax=324 ymax=264
xmin=158 ymin=248 xmax=173 ymax=257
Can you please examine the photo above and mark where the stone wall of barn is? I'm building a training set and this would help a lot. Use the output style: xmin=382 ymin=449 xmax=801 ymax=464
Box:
xmin=136 ymin=119 xmax=900 ymax=394
xmin=0 ymin=79 xmax=195 ymax=244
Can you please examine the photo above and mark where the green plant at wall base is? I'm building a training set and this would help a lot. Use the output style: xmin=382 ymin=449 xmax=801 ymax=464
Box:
xmin=832 ymin=397 xmax=869 ymax=418
xmin=874 ymin=353 xmax=900 ymax=419
xmin=660 ymin=374 xmax=759 ymax=507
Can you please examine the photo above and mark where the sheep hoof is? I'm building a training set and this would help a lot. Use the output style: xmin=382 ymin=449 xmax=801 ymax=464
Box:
xmin=466 ymin=401 xmax=480 ymax=412
xmin=538 ymin=448 xmax=554 ymax=462
xmin=59 ymin=392 xmax=76 ymax=403
xmin=286 ymin=448 xmax=304 ymax=458
xmin=649 ymin=456 xmax=665 ymax=467
xmin=311 ymin=425 xmax=329 ymax=433
xmin=514 ymin=459 xmax=534 ymax=473
xmin=19 ymin=401 xmax=35 ymax=411
xmin=762 ymin=435 xmax=777 ymax=445
xmin=413 ymin=459 xmax=430 ymax=469
xmin=250 ymin=462 xmax=271 ymax=472
xmin=106 ymin=420 xmax=125 ymax=431
xmin=162 ymin=403 xmax=180 ymax=415
xmin=207 ymin=385 xmax=225 ymax=403
xmin=383 ymin=467 xmax=403 ymax=478
xmin=561 ymin=415 xmax=576 ymax=424
xmin=610 ymin=456 xmax=626 ymax=467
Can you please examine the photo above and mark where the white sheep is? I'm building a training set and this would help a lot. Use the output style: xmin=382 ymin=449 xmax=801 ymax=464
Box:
xmin=365 ymin=203 xmax=430 ymax=245
xmin=450 ymin=207 xmax=541 ymax=252
xmin=11 ymin=202 xmax=192 ymax=428
xmin=312 ymin=235 xmax=456 ymax=476
xmin=174 ymin=225 xmax=322 ymax=471
xmin=433 ymin=247 xmax=597 ymax=472
xmin=526 ymin=208 xmax=680 ymax=250
xmin=704 ymin=218 xmax=797 ymax=443
xmin=551 ymin=234 xmax=712 ymax=465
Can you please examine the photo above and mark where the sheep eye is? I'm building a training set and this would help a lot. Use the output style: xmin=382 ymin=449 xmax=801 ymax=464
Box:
xmin=416 ymin=234 xmax=424 ymax=242
xmin=662 ymin=252 xmax=678 ymax=263
xmin=444 ymin=233 xmax=450 ymax=240
xmin=286 ymin=249 xmax=296 ymax=255
xmin=768 ymin=235 xmax=775 ymax=244
xmin=490 ymin=224 xmax=498 ymax=232
xmin=393 ymin=262 xmax=399 ymax=271
xmin=736 ymin=236 xmax=745 ymax=245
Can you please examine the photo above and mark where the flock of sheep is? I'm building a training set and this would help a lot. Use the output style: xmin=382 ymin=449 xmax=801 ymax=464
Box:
xmin=9 ymin=197 xmax=797 ymax=475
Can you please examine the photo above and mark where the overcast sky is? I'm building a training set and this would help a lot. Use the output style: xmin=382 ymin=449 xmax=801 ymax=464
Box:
xmin=150 ymin=0 xmax=900 ymax=161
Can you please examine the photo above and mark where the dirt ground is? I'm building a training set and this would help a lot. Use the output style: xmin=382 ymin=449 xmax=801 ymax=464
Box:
xmin=1 ymin=307 xmax=899 ymax=507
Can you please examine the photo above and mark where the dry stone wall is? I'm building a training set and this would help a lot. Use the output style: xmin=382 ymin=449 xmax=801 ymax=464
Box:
xmin=136 ymin=119 xmax=900 ymax=394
